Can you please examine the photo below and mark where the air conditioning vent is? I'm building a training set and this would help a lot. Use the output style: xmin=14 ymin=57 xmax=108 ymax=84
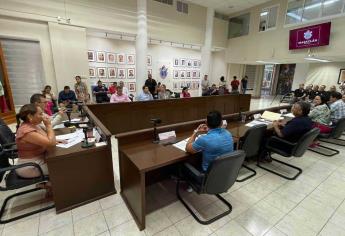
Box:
xmin=177 ymin=1 xmax=188 ymax=14
xmin=154 ymin=0 xmax=173 ymax=6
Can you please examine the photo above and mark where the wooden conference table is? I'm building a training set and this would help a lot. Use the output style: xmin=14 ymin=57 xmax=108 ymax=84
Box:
xmin=116 ymin=105 xmax=291 ymax=230
xmin=45 ymin=107 xmax=116 ymax=213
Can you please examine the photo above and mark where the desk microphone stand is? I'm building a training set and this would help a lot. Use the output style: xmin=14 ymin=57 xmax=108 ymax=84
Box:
xmin=82 ymin=127 xmax=94 ymax=148
xmin=151 ymin=118 xmax=161 ymax=144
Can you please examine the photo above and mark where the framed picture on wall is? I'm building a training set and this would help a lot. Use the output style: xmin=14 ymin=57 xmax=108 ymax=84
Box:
xmin=173 ymin=58 xmax=179 ymax=67
xmin=193 ymin=60 xmax=198 ymax=67
xmin=197 ymin=71 xmax=200 ymax=78
xmin=108 ymin=67 xmax=116 ymax=78
xmin=107 ymin=53 xmax=116 ymax=64
xmin=148 ymin=69 xmax=152 ymax=76
xmin=192 ymin=71 xmax=197 ymax=79
xmin=180 ymin=58 xmax=186 ymax=67
xmin=186 ymin=71 xmax=191 ymax=78
xmin=88 ymin=50 xmax=95 ymax=62
xmin=127 ymin=68 xmax=135 ymax=79
xmin=187 ymin=60 xmax=192 ymax=68
xmin=97 ymin=67 xmax=106 ymax=78
xmin=173 ymin=70 xmax=179 ymax=79
xmin=147 ymin=55 xmax=152 ymax=66
xmin=198 ymin=60 xmax=201 ymax=67
xmin=338 ymin=69 xmax=345 ymax=84
xmin=117 ymin=68 xmax=126 ymax=79
xmin=96 ymin=52 xmax=106 ymax=63
xmin=127 ymin=54 xmax=135 ymax=65
xmin=180 ymin=71 xmax=186 ymax=79
xmin=117 ymin=53 xmax=126 ymax=64
xmin=128 ymin=82 xmax=136 ymax=92
xmin=89 ymin=67 xmax=96 ymax=77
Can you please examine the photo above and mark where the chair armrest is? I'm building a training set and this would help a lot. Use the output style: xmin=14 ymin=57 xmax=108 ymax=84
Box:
xmin=0 ymin=162 xmax=45 ymax=179
xmin=183 ymin=163 xmax=205 ymax=184
xmin=267 ymin=136 xmax=297 ymax=149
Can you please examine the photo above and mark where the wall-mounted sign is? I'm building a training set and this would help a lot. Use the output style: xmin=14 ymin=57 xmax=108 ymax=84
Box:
xmin=289 ymin=22 xmax=331 ymax=50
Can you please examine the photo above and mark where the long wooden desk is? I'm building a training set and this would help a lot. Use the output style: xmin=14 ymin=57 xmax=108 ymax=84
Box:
xmin=116 ymin=105 xmax=291 ymax=230
xmin=46 ymin=107 xmax=116 ymax=213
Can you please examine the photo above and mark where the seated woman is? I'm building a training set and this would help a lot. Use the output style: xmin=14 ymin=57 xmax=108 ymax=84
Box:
xmin=16 ymin=104 xmax=56 ymax=185
xmin=309 ymin=95 xmax=332 ymax=134
xmin=181 ymin=87 xmax=191 ymax=98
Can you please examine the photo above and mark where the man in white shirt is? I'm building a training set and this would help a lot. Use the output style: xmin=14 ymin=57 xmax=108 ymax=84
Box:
xmin=201 ymin=75 xmax=210 ymax=96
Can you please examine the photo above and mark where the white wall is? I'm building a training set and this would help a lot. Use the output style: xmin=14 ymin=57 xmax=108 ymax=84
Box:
xmin=292 ymin=63 xmax=310 ymax=90
xmin=210 ymin=51 xmax=227 ymax=85
xmin=305 ymin=62 xmax=345 ymax=87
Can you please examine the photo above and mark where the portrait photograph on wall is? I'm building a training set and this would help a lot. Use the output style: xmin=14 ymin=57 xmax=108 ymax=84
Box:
xmin=108 ymin=67 xmax=116 ymax=78
xmin=173 ymin=70 xmax=179 ymax=79
xmin=97 ymin=67 xmax=106 ymax=78
xmin=180 ymin=70 xmax=186 ymax=78
xmin=127 ymin=68 xmax=135 ymax=79
xmin=117 ymin=68 xmax=126 ymax=79
xmin=180 ymin=59 xmax=186 ymax=67
xmin=88 ymin=50 xmax=95 ymax=62
xmin=276 ymin=64 xmax=296 ymax=95
xmin=107 ymin=53 xmax=116 ymax=64
xmin=117 ymin=53 xmax=125 ymax=64
xmin=187 ymin=60 xmax=192 ymax=67
xmin=193 ymin=60 xmax=198 ymax=67
xmin=192 ymin=71 xmax=197 ymax=78
xmin=174 ymin=58 xmax=179 ymax=67
xmin=96 ymin=52 xmax=106 ymax=63
xmin=338 ymin=69 xmax=345 ymax=84
xmin=128 ymin=82 xmax=136 ymax=92
xmin=186 ymin=71 xmax=191 ymax=78
xmin=127 ymin=54 xmax=135 ymax=65
xmin=147 ymin=55 xmax=152 ymax=66
xmin=89 ymin=67 xmax=96 ymax=77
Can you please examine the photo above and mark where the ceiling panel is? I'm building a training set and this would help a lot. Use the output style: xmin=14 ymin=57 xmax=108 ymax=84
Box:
xmin=186 ymin=0 xmax=273 ymax=15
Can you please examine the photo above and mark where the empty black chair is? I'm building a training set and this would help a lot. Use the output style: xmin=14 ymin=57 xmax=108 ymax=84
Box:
xmin=176 ymin=150 xmax=245 ymax=224
xmin=257 ymin=128 xmax=320 ymax=180
xmin=0 ymin=145 xmax=54 ymax=224
xmin=236 ymin=124 xmax=267 ymax=182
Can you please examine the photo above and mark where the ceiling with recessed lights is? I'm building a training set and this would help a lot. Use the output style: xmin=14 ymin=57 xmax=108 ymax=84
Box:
xmin=186 ymin=0 xmax=273 ymax=15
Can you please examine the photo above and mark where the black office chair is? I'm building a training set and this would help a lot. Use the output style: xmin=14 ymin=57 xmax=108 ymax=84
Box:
xmin=176 ymin=150 xmax=245 ymax=225
xmin=0 ymin=118 xmax=17 ymax=164
xmin=236 ymin=124 xmax=267 ymax=182
xmin=0 ymin=145 xmax=55 ymax=224
xmin=257 ymin=128 xmax=320 ymax=180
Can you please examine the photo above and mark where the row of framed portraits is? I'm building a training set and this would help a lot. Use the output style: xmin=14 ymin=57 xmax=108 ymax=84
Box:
xmin=88 ymin=50 xmax=152 ymax=66
xmin=173 ymin=81 xmax=200 ymax=90
xmin=89 ymin=67 xmax=142 ymax=79
xmin=173 ymin=70 xmax=200 ymax=79
xmin=173 ymin=58 xmax=201 ymax=68
xmin=91 ymin=82 xmax=136 ymax=92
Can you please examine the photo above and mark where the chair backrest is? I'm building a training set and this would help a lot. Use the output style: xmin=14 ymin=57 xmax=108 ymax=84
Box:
xmin=0 ymin=118 xmax=15 ymax=146
xmin=292 ymin=128 xmax=320 ymax=157
xmin=330 ymin=118 xmax=345 ymax=139
xmin=204 ymin=150 xmax=245 ymax=194
xmin=241 ymin=124 xmax=267 ymax=158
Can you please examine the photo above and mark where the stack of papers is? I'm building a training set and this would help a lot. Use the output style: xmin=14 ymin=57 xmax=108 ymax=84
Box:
xmin=245 ymin=119 xmax=272 ymax=127
xmin=261 ymin=111 xmax=282 ymax=121
xmin=173 ymin=138 xmax=189 ymax=152
xmin=56 ymin=130 xmax=85 ymax=148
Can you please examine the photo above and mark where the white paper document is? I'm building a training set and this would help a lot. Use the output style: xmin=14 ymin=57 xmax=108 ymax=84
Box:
xmin=173 ymin=138 xmax=189 ymax=152
xmin=158 ymin=131 xmax=176 ymax=141
xmin=56 ymin=130 xmax=84 ymax=148
xmin=245 ymin=120 xmax=272 ymax=127
xmin=261 ymin=111 xmax=282 ymax=121
xmin=53 ymin=124 xmax=65 ymax=130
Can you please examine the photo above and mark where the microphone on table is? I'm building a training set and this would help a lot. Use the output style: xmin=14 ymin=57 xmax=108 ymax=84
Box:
xmin=150 ymin=118 xmax=162 ymax=144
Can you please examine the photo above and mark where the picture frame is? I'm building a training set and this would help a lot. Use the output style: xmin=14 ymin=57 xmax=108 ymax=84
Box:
xmin=117 ymin=53 xmax=126 ymax=64
xmin=173 ymin=58 xmax=179 ymax=67
xmin=96 ymin=52 xmax=106 ymax=63
xmin=198 ymin=60 xmax=201 ymax=67
xmin=108 ymin=67 xmax=116 ymax=78
xmin=89 ymin=67 xmax=96 ymax=77
xmin=193 ymin=60 xmax=198 ymax=68
xmin=107 ymin=53 xmax=116 ymax=64
xmin=128 ymin=82 xmax=136 ymax=92
xmin=187 ymin=60 xmax=192 ymax=68
xmin=88 ymin=50 xmax=95 ymax=62
xmin=192 ymin=71 xmax=197 ymax=79
xmin=148 ymin=69 xmax=152 ymax=76
xmin=180 ymin=70 xmax=186 ymax=79
xmin=147 ymin=55 xmax=152 ymax=66
xmin=180 ymin=58 xmax=186 ymax=67
xmin=338 ymin=69 xmax=345 ymax=84
xmin=127 ymin=68 xmax=135 ymax=79
xmin=97 ymin=67 xmax=106 ymax=78
xmin=197 ymin=71 xmax=201 ymax=78
xmin=173 ymin=70 xmax=179 ymax=79
xmin=127 ymin=54 xmax=135 ymax=65
xmin=117 ymin=68 xmax=126 ymax=79
xmin=186 ymin=71 xmax=191 ymax=78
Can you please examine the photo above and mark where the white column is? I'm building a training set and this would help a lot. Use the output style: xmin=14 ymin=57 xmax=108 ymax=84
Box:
xmin=200 ymin=7 xmax=215 ymax=96
xmin=136 ymin=0 xmax=148 ymax=95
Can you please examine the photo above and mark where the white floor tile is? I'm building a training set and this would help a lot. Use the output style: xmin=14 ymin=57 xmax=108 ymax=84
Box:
xmin=175 ymin=216 xmax=213 ymax=236
xmin=73 ymin=212 xmax=108 ymax=236
xmin=103 ymin=203 xmax=132 ymax=229
xmin=2 ymin=217 xmax=39 ymax=236
xmin=109 ymin=220 xmax=145 ymax=236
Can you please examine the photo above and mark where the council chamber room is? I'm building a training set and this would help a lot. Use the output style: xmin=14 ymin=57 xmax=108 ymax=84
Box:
xmin=0 ymin=0 xmax=345 ymax=235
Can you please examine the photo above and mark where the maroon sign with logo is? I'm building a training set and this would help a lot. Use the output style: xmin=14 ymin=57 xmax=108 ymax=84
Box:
xmin=289 ymin=22 xmax=331 ymax=50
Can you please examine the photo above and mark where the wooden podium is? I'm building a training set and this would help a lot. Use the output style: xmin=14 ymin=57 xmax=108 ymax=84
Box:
xmin=0 ymin=43 xmax=16 ymax=124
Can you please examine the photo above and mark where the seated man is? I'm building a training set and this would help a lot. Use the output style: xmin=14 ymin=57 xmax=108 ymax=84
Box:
xmin=293 ymin=84 xmax=306 ymax=102
xmin=329 ymin=91 xmax=345 ymax=125
xmin=185 ymin=110 xmax=233 ymax=172
xmin=136 ymin=85 xmax=153 ymax=101
xmin=93 ymin=80 xmax=109 ymax=103
xmin=110 ymin=86 xmax=131 ymax=103
xmin=30 ymin=94 xmax=63 ymax=127
xmin=207 ymin=84 xmax=218 ymax=96
xmin=58 ymin=86 xmax=77 ymax=106
xmin=261 ymin=101 xmax=312 ymax=161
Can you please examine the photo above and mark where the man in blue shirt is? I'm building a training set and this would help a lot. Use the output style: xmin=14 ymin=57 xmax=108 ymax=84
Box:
xmin=58 ymin=86 xmax=77 ymax=105
xmin=93 ymin=80 xmax=109 ymax=103
xmin=136 ymin=85 xmax=153 ymax=101
xmin=186 ymin=110 xmax=233 ymax=172
xmin=329 ymin=92 xmax=345 ymax=125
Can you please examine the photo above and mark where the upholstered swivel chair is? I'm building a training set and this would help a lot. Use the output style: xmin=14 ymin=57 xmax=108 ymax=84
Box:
xmin=257 ymin=128 xmax=320 ymax=180
xmin=236 ymin=124 xmax=267 ymax=182
xmin=176 ymin=150 xmax=245 ymax=224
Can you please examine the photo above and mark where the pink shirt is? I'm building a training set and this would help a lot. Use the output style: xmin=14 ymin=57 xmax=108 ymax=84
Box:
xmin=110 ymin=93 xmax=131 ymax=103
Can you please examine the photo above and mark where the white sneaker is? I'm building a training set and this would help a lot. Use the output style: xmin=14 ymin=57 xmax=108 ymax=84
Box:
xmin=186 ymin=186 xmax=193 ymax=193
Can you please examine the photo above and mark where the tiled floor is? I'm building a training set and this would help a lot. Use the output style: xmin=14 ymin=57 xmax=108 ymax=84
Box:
xmin=2 ymin=97 xmax=345 ymax=236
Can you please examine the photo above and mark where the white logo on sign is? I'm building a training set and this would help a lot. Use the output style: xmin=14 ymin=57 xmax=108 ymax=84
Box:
xmin=304 ymin=30 xmax=313 ymax=40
